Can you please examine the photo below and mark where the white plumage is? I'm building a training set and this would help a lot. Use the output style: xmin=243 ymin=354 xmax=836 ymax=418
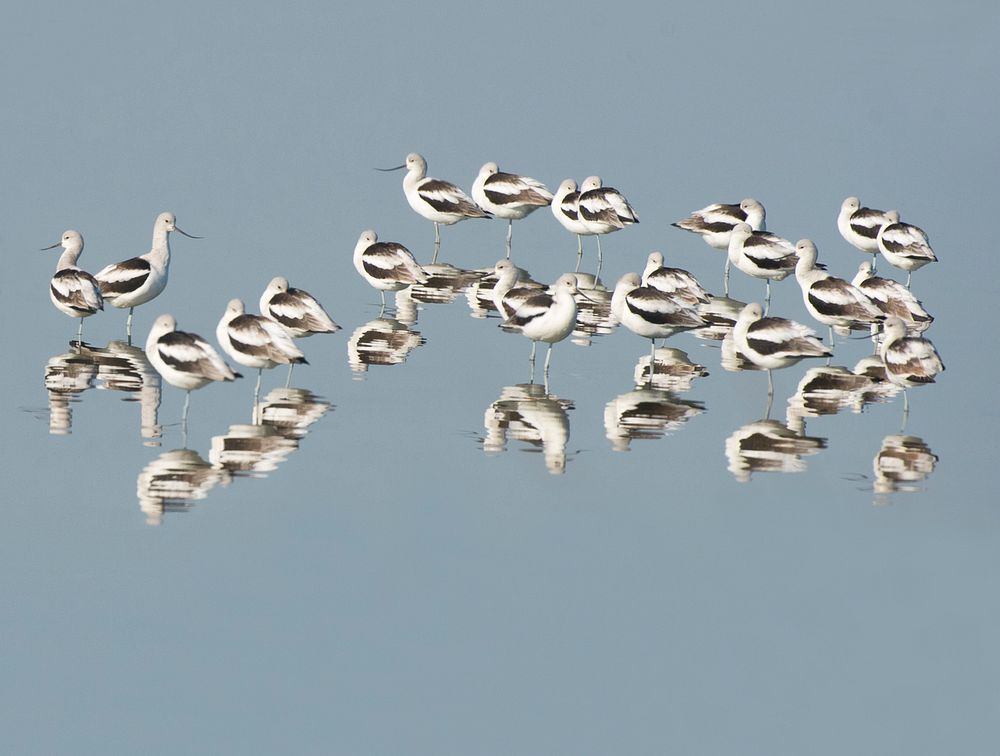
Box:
xmin=611 ymin=272 xmax=704 ymax=364
xmin=673 ymin=198 xmax=767 ymax=249
xmin=43 ymin=229 xmax=103 ymax=338
xmin=852 ymin=260 xmax=933 ymax=333
xmin=876 ymin=219 xmax=936 ymax=287
xmin=727 ymin=222 xmax=796 ymax=306
xmin=145 ymin=314 xmax=240 ymax=396
xmin=640 ymin=250 xmax=711 ymax=307
xmin=879 ymin=316 xmax=944 ymax=388
xmin=793 ymin=239 xmax=883 ymax=345
xmin=351 ymin=229 xmax=430 ymax=307
xmin=506 ymin=273 xmax=581 ymax=375
xmin=472 ymin=162 xmax=552 ymax=256
xmin=380 ymin=152 xmax=489 ymax=256
xmin=259 ymin=277 xmax=340 ymax=338
xmin=837 ymin=197 xmax=896 ymax=257
xmin=95 ymin=211 xmax=200 ymax=339
xmin=733 ymin=302 xmax=832 ymax=394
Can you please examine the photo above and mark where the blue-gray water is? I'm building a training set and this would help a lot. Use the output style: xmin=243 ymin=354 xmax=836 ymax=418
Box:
xmin=3 ymin=2 xmax=998 ymax=754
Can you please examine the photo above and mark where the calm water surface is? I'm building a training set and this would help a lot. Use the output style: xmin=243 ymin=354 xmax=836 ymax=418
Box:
xmin=3 ymin=3 xmax=999 ymax=754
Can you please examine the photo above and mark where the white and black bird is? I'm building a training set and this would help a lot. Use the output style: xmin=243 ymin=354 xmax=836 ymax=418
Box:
xmin=793 ymin=239 xmax=883 ymax=346
xmin=378 ymin=152 xmax=489 ymax=258
xmin=852 ymin=260 xmax=933 ymax=334
xmin=611 ymin=273 xmax=705 ymax=365
xmin=259 ymin=277 xmax=340 ymax=339
xmin=488 ymin=259 xmax=544 ymax=322
xmin=145 ymin=313 xmax=240 ymax=425
xmin=351 ymin=229 xmax=429 ymax=307
xmin=506 ymin=273 xmax=582 ymax=377
xmin=732 ymin=302 xmax=832 ymax=394
xmin=576 ymin=176 xmax=638 ymax=274
xmin=216 ymin=299 xmax=306 ymax=404
xmin=672 ymin=198 xmax=766 ymax=289
xmin=837 ymin=197 xmax=897 ymax=269
xmin=876 ymin=219 xmax=937 ymax=288
xmin=95 ymin=211 xmax=201 ymax=341
xmin=42 ymin=229 xmax=103 ymax=340
xmin=880 ymin=316 xmax=944 ymax=389
xmin=727 ymin=222 xmax=796 ymax=308
xmin=471 ymin=162 xmax=553 ymax=257
xmin=550 ymin=179 xmax=591 ymax=271
xmin=640 ymin=251 xmax=712 ymax=307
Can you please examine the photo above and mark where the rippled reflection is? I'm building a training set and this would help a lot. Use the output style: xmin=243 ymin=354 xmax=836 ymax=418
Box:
xmin=408 ymin=262 xmax=485 ymax=305
xmin=210 ymin=387 xmax=331 ymax=477
xmin=726 ymin=418 xmax=827 ymax=482
xmin=850 ymin=354 xmax=903 ymax=411
xmin=873 ymin=434 xmax=938 ymax=499
xmin=44 ymin=348 xmax=98 ymax=435
xmin=347 ymin=318 xmax=426 ymax=377
xmin=720 ymin=330 xmax=764 ymax=373
xmin=694 ymin=295 xmax=747 ymax=341
xmin=605 ymin=387 xmax=704 ymax=451
xmin=784 ymin=365 xmax=875 ymax=433
xmin=44 ymin=341 xmax=162 ymax=442
xmin=483 ymin=383 xmax=574 ymax=474
xmin=571 ymin=278 xmax=615 ymax=346
xmin=256 ymin=387 xmax=331 ymax=439
xmin=633 ymin=347 xmax=709 ymax=391
xmin=210 ymin=423 xmax=299 ymax=477
xmin=136 ymin=448 xmax=232 ymax=526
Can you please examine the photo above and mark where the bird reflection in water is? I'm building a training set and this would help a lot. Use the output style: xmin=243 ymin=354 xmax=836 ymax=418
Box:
xmin=44 ymin=340 xmax=162 ymax=443
xmin=44 ymin=348 xmax=98 ymax=435
xmin=605 ymin=387 xmax=704 ymax=452
xmin=633 ymin=347 xmax=709 ymax=391
xmin=570 ymin=274 xmax=615 ymax=347
xmin=347 ymin=318 xmax=426 ymax=378
xmin=407 ymin=262 xmax=485 ymax=306
xmin=726 ymin=419 xmax=827 ymax=482
xmin=210 ymin=387 xmax=332 ymax=477
xmin=873 ymin=435 xmax=938 ymax=500
xmin=785 ymin=365 xmax=876 ymax=433
xmin=693 ymin=295 xmax=748 ymax=341
xmin=136 ymin=448 xmax=232 ymax=526
xmin=483 ymin=383 xmax=574 ymax=474
xmin=256 ymin=387 xmax=331 ymax=440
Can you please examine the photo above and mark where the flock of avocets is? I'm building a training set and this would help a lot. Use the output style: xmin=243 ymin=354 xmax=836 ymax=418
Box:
xmin=43 ymin=151 xmax=944 ymax=421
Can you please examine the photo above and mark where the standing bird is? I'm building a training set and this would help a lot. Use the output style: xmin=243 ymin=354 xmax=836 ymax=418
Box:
xmin=727 ymin=222 xmax=797 ymax=310
xmin=672 ymin=198 xmax=767 ymax=291
xmin=377 ymin=152 xmax=489 ymax=260
xmin=42 ymin=229 xmax=103 ymax=340
xmin=879 ymin=316 xmax=944 ymax=415
xmin=506 ymin=274 xmax=582 ymax=379
xmin=550 ymin=179 xmax=591 ymax=271
xmin=852 ymin=260 xmax=933 ymax=334
xmin=259 ymin=276 xmax=341 ymax=340
xmin=793 ymin=239 xmax=883 ymax=346
xmin=640 ymin=251 xmax=712 ymax=307
xmin=351 ymin=229 xmax=429 ymax=308
xmin=95 ymin=211 xmax=201 ymax=341
xmin=877 ymin=219 xmax=937 ymax=288
xmin=837 ymin=197 xmax=897 ymax=271
xmin=611 ymin=273 xmax=705 ymax=366
xmin=145 ymin=313 xmax=240 ymax=428
xmin=216 ymin=299 xmax=306 ymax=406
xmin=488 ymin=259 xmax=544 ymax=322
xmin=576 ymin=176 xmax=639 ymax=275
xmin=471 ymin=162 xmax=553 ymax=257
xmin=732 ymin=302 xmax=832 ymax=395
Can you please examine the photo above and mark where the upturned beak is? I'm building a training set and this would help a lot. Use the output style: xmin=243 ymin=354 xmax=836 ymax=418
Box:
xmin=174 ymin=226 xmax=204 ymax=239
xmin=375 ymin=164 xmax=406 ymax=172
xmin=41 ymin=242 xmax=61 ymax=251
